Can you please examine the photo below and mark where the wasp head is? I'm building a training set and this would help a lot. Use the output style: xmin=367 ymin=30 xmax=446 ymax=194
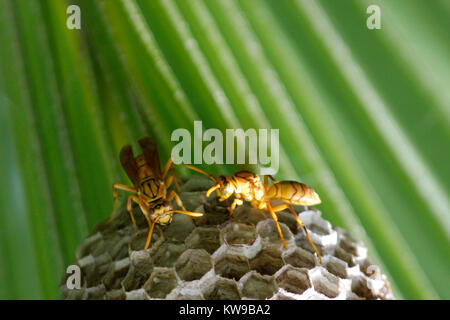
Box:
xmin=209 ymin=175 xmax=234 ymax=201
xmin=150 ymin=202 xmax=173 ymax=226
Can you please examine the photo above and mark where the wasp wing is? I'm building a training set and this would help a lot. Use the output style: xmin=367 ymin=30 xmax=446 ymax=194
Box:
xmin=138 ymin=137 xmax=161 ymax=178
xmin=120 ymin=144 xmax=140 ymax=187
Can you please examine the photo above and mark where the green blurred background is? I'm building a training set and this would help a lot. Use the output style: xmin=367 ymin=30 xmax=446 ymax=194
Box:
xmin=0 ymin=0 xmax=448 ymax=299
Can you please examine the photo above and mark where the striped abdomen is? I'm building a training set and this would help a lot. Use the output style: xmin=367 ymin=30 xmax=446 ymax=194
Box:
xmin=266 ymin=181 xmax=321 ymax=206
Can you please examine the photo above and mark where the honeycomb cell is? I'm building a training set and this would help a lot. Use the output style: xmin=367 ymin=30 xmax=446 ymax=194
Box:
xmin=299 ymin=211 xmax=332 ymax=234
xmin=105 ymin=288 xmax=125 ymax=300
xmin=295 ymin=237 xmax=326 ymax=259
xmin=340 ymin=237 xmax=366 ymax=258
xmin=334 ymin=247 xmax=357 ymax=267
xmin=249 ymin=245 xmax=284 ymax=275
xmin=335 ymin=227 xmax=361 ymax=252
xmin=185 ymin=226 xmax=221 ymax=254
xmin=79 ymin=253 xmax=111 ymax=287
xmin=256 ymin=219 xmax=294 ymax=248
xmin=202 ymin=277 xmax=241 ymax=300
xmin=108 ymin=235 xmax=131 ymax=260
xmin=93 ymin=252 xmax=112 ymax=276
xmin=297 ymin=211 xmax=338 ymax=249
xmin=125 ymin=288 xmax=149 ymax=300
xmin=103 ymin=257 xmax=130 ymax=290
xmin=129 ymin=228 xmax=164 ymax=252
xmin=85 ymin=284 xmax=106 ymax=300
xmin=152 ymin=242 xmax=186 ymax=267
xmin=282 ymin=247 xmax=317 ymax=269
xmin=309 ymin=267 xmax=341 ymax=298
xmin=179 ymin=191 xmax=208 ymax=212
xmin=198 ymin=199 xmax=229 ymax=226
xmin=276 ymin=210 xmax=299 ymax=234
xmin=144 ymin=267 xmax=179 ymax=299
xmin=121 ymin=250 xmax=154 ymax=291
xmin=214 ymin=252 xmax=250 ymax=280
xmin=351 ymin=275 xmax=378 ymax=300
xmin=166 ymin=281 xmax=204 ymax=300
xmin=239 ymin=271 xmax=278 ymax=299
xmin=213 ymin=235 xmax=262 ymax=260
xmin=77 ymin=255 xmax=95 ymax=286
xmin=64 ymin=287 xmax=86 ymax=300
xmin=175 ymin=249 xmax=213 ymax=281
xmin=75 ymin=232 xmax=103 ymax=260
xmin=221 ymin=221 xmax=257 ymax=246
xmin=324 ymin=256 xmax=360 ymax=279
xmin=274 ymin=265 xmax=311 ymax=295
xmin=163 ymin=214 xmax=196 ymax=243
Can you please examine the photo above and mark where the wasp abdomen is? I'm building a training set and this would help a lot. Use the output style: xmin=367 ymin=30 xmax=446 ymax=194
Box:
xmin=266 ymin=181 xmax=321 ymax=206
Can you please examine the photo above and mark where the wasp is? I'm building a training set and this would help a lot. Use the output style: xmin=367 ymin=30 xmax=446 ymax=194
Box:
xmin=108 ymin=137 xmax=203 ymax=249
xmin=184 ymin=165 xmax=322 ymax=263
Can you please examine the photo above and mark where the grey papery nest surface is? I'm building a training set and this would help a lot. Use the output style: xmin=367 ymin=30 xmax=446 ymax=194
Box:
xmin=61 ymin=176 xmax=393 ymax=300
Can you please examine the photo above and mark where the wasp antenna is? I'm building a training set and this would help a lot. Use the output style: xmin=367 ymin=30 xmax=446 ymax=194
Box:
xmin=183 ymin=164 xmax=217 ymax=183
xmin=167 ymin=210 xmax=203 ymax=217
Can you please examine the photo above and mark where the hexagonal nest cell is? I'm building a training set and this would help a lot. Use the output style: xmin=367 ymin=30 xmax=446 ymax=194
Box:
xmin=60 ymin=176 xmax=393 ymax=300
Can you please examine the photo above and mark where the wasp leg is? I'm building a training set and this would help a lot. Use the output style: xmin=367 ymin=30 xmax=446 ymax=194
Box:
xmin=266 ymin=201 xmax=288 ymax=249
xmin=256 ymin=200 xmax=267 ymax=210
xmin=166 ymin=190 xmax=187 ymax=211
xmin=276 ymin=204 xmax=322 ymax=264
xmin=126 ymin=195 xmax=158 ymax=251
xmin=145 ymin=215 xmax=160 ymax=250
xmin=229 ymin=198 xmax=243 ymax=218
xmin=165 ymin=171 xmax=182 ymax=194
xmin=130 ymin=198 xmax=154 ymax=250
xmin=162 ymin=158 xmax=181 ymax=192
xmin=161 ymin=157 xmax=173 ymax=178
xmin=126 ymin=195 xmax=140 ymax=231
xmin=263 ymin=175 xmax=279 ymax=191
xmin=108 ymin=183 xmax=137 ymax=224
xmin=128 ymin=194 xmax=153 ymax=233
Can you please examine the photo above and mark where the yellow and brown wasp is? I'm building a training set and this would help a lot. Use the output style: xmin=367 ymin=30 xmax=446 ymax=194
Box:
xmin=184 ymin=165 xmax=322 ymax=263
xmin=108 ymin=137 xmax=203 ymax=249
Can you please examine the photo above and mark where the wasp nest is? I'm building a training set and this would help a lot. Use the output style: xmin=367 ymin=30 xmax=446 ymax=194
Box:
xmin=61 ymin=176 xmax=393 ymax=300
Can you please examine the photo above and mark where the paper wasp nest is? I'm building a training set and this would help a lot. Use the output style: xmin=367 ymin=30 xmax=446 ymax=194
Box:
xmin=61 ymin=176 xmax=393 ymax=300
